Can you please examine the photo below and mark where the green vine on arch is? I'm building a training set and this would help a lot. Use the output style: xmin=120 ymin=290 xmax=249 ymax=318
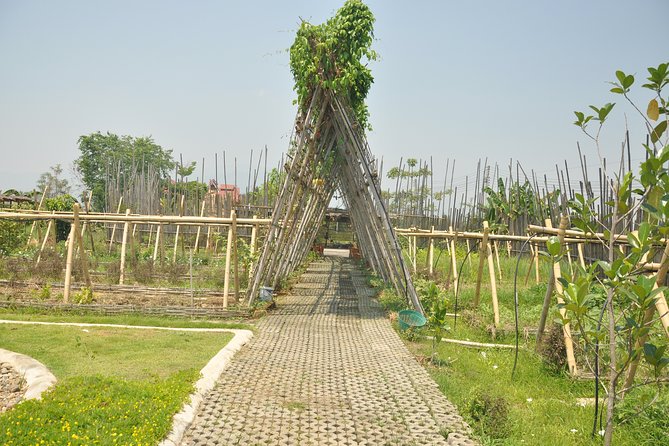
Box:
xmin=289 ymin=0 xmax=378 ymax=131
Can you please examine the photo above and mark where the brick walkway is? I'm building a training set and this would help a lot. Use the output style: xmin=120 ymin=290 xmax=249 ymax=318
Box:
xmin=182 ymin=258 xmax=476 ymax=445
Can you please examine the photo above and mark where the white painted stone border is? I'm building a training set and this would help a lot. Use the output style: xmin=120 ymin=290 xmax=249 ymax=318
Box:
xmin=0 ymin=320 xmax=253 ymax=445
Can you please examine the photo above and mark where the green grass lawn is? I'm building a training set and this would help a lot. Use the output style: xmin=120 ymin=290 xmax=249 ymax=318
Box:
xmin=0 ymin=312 xmax=238 ymax=445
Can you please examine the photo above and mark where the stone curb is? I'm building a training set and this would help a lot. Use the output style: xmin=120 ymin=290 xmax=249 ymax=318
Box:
xmin=159 ymin=329 xmax=253 ymax=446
xmin=0 ymin=348 xmax=57 ymax=401
xmin=0 ymin=319 xmax=253 ymax=445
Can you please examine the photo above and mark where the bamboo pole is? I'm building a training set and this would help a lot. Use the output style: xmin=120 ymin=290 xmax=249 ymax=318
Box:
xmin=223 ymin=218 xmax=234 ymax=308
xmin=449 ymin=226 xmax=458 ymax=296
xmin=484 ymin=222 xmax=500 ymax=327
xmin=534 ymin=242 xmax=540 ymax=283
xmin=73 ymin=206 xmax=91 ymax=289
xmin=152 ymin=224 xmax=162 ymax=262
xmin=249 ymin=215 xmax=258 ymax=275
xmin=63 ymin=204 xmax=80 ymax=303
xmin=232 ymin=210 xmax=239 ymax=300
xmin=553 ymin=216 xmax=578 ymax=376
xmin=118 ymin=209 xmax=131 ymax=285
xmin=493 ymin=240 xmax=502 ymax=280
xmin=194 ymin=200 xmax=206 ymax=253
xmin=36 ymin=213 xmax=55 ymax=265
xmin=577 ymin=243 xmax=586 ymax=269
xmin=108 ymin=196 xmax=123 ymax=253
xmin=427 ymin=226 xmax=434 ymax=277
xmin=473 ymin=222 xmax=490 ymax=307
xmin=172 ymin=195 xmax=185 ymax=263
xmin=26 ymin=185 xmax=48 ymax=246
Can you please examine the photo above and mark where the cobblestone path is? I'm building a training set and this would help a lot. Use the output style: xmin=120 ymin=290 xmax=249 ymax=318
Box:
xmin=182 ymin=258 xmax=476 ymax=445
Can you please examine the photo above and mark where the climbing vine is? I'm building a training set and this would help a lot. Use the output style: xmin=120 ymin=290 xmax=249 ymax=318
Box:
xmin=289 ymin=0 xmax=378 ymax=130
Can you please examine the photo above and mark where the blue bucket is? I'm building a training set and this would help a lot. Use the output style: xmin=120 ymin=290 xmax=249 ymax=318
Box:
xmin=259 ymin=286 xmax=274 ymax=302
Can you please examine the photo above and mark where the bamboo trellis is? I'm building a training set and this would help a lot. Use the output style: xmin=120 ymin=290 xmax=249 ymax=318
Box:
xmin=246 ymin=88 xmax=422 ymax=313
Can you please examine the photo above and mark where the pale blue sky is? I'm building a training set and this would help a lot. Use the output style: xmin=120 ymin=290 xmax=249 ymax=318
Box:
xmin=0 ymin=0 xmax=666 ymax=196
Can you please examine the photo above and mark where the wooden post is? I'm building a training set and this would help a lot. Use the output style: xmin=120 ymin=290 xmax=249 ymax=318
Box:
xmin=465 ymin=239 xmax=472 ymax=268
xmin=427 ymin=226 xmax=434 ymax=277
xmin=63 ymin=204 xmax=80 ymax=303
xmin=194 ymin=200 xmax=206 ymax=253
xmin=108 ymin=196 xmax=123 ymax=253
xmin=552 ymin=216 xmax=578 ymax=376
xmin=118 ymin=209 xmax=131 ymax=285
xmin=484 ymin=222 xmax=500 ymax=327
xmin=473 ymin=222 xmax=490 ymax=307
xmin=449 ymin=226 xmax=458 ymax=296
xmin=222 ymin=216 xmax=234 ymax=308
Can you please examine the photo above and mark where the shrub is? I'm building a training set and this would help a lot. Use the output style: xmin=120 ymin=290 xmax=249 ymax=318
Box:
xmin=0 ymin=220 xmax=26 ymax=255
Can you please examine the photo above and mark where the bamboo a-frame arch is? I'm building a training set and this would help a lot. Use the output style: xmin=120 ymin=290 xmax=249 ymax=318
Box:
xmin=247 ymin=87 xmax=423 ymax=314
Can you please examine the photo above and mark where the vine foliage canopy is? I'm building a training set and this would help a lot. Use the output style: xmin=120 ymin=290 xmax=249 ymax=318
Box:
xmin=289 ymin=0 xmax=378 ymax=130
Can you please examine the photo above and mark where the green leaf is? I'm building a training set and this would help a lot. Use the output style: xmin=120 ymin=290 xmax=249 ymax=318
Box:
xmin=651 ymin=120 xmax=667 ymax=144
xmin=546 ymin=236 xmax=562 ymax=257
xmin=615 ymin=70 xmax=627 ymax=85
xmin=610 ymin=87 xmax=625 ymax=94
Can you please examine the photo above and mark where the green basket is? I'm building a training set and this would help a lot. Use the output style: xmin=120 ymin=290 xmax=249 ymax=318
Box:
xmin=397 ymin=309 xmax=427 ymax=331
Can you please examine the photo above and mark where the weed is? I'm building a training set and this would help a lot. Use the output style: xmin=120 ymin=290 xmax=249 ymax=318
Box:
xmin=133 ymin=261 xmax=155 ymax=285
xmin=31 ymin=284 xmax=51 ymax=301
xmin=73 ymin=287 xmax=94 ymax=304
xmin=32 ymin=249 xmax=63 ymax=280
xmin=538 ymin=323 xmax=567 ymax=374
xmin=466 ymin=388 xmax=511 ymax=439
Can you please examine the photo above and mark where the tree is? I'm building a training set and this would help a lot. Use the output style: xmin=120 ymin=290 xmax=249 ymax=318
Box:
xmin=36 ymin=164 xmax=70 ymax=198
xmin=75 ymin=132 xmax=175 ymax=210
xmin=564 ymin=61 xmax=669 ymax=445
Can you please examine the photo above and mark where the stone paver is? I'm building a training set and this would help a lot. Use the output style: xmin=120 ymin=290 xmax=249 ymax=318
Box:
xmin=182 ymin=258 xmax=476 ymax=445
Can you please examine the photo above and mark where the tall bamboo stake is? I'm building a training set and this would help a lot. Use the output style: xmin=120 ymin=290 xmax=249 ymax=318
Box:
xmin=484 ymin=222 xmax=500 ymax=327
xmin=107 ymin=196 xmax=123 ymax=253
xmin=223 ymin=217 xmax=234 ymax=308
xmin=473 ymin=221 xmax=490 ymax=307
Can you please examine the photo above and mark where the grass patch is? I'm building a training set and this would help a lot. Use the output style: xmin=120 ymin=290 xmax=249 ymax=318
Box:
xmin=387 ymin=245 xmax=669 ymax=445
xmin=0 ymin=315 xmax=236 ymax=444
xmin=408 ymin=336 xmax=669 ymax=445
